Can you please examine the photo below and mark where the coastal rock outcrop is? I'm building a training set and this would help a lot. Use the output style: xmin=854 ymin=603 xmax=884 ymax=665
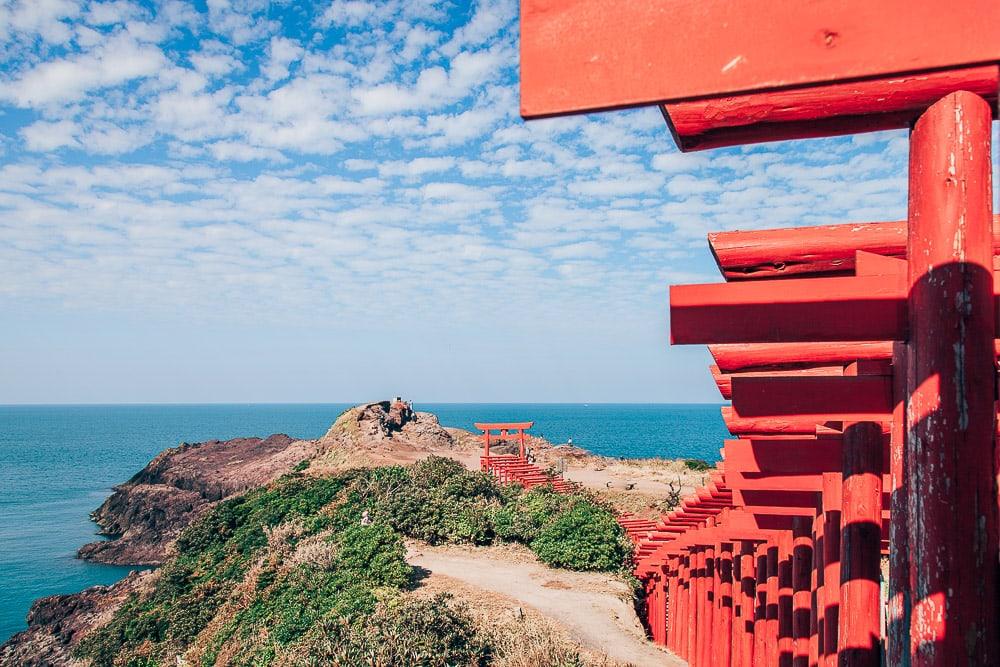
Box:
xmin=3 ymin=400 xmax=473 ymax=663
xmin=0 ymin=571 xmax=152 ymax=667
xmin=78 ymin=433 xmax=318 ymax=565
xmin=78 ymin=400 xmax=458 ymax=566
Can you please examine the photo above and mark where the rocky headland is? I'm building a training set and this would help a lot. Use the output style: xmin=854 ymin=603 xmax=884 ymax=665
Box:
xmin=2 ymin=400 xmax=705 ymax=666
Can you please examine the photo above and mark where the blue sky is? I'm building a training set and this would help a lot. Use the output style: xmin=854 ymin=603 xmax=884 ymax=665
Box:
xmin=1 ymin=0 xmax=997 ymax=404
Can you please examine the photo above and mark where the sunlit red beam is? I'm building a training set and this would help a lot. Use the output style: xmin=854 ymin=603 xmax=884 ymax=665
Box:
xmin=707 ymin=215 xmax=1000 ymax=281
xmin=672 ymin=273 xmax=1000 ymax=345
xmin=730 ymin=376 xmax=893 ymax=419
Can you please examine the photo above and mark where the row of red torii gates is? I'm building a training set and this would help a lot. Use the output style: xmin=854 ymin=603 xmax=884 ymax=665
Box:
xmin=519 ymin=2 xmax=1000 ymax=665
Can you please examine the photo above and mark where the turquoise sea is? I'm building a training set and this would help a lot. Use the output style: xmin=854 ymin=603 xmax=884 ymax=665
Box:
xmin=0 ymin=403 xmax=727 ymax=643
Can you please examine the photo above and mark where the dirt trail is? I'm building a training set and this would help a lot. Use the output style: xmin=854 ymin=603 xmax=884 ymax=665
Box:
xmin=406 ymin=542 xmax=684 ymax=667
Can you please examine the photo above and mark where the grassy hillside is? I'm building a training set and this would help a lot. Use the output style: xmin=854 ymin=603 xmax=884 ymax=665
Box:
xmin=75 ymin=457 xmax=632 ymax=667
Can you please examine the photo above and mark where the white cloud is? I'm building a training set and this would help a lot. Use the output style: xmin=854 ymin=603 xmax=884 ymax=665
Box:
xmin=21 ymin=119 xmax=80 ymax=151
xmin=207 ymin=141 xmax=288 ymax=163
xmin=1 ymin=33 xmax=166 ymax=106
xmin=262 ymin=36 xmax=304 ymax=82
xmin=0 ymin=0 xmax=79 ymax=45
xmin=440 ymin=0 xmax=514 ymax=56
xmin=353 ymin=48 xmax=505 ymax=115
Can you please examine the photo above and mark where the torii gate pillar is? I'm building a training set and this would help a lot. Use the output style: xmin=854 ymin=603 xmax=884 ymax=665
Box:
xmin=906 ymin=91 xmax=998 ymax=664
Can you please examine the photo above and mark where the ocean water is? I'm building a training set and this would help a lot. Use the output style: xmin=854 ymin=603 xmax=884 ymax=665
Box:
xmin=0 ymin=403 xmax=726 ymax=643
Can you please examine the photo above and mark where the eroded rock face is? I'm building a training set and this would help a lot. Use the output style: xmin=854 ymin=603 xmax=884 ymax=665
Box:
xmin=0 ymin=571 xmax=152 ymax=667
xmin=78 ymin=434 xmax=317 ymax=565
xmin=2 ymin=400 xmax=470 ymax=663
xmin=322 ymin=400 xmax=455 ymax=451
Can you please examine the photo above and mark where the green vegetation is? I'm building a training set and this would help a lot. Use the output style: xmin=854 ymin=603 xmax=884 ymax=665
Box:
xmin=683 ymin=458 xmax=712 ymax=472
xmin=75 ymin=457 xmax=631 ymax=666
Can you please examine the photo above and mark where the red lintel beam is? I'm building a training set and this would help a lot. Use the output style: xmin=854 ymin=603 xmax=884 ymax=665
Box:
xmin=721 ymin=405 xmax=888 ymax=437
xmin=673 ymin=274 xmax=1000 ymax=344
xmin=723 ymin=437 xmax=890 ymax=476
xmin=474 ymin=422 xmax=534 ymax=431
xmin=730 ymin=376 xmax=892 ymax=419
xmin=670 ymin=274 xmax=906 ymax=344
xmin=519 ymin=0 xmax=1000 ymax=119
xmin=712 ymin=364 xmax=846 ymax=400
xmin=710 ymin=342 xmax=893 ymax=373
xmin=707 ymin=216 xmax=1000 ymax=282
xmin=662 ymin=65 xmax=999 ymax=152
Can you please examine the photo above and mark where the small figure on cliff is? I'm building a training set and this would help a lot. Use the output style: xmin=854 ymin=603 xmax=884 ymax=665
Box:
xmin=360 ymin=510 xmax=372 ymax=526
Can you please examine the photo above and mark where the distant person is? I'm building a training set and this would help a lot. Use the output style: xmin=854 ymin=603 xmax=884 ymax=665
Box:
xmin=567 ymin=437 xmax=573 ymax=446
xmin=360 ymin=510 xmax=372 ymax=526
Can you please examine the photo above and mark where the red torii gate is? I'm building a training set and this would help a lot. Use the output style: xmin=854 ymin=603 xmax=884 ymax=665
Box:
xmin=520 ymin=2 xmax=1000 ymax=665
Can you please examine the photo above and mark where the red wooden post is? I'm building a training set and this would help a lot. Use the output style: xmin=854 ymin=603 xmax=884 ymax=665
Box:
xmin=674 ymin=555 xmax=687 ymax=656
xmin=518 ymin=428 xmax=526 ymax=459
xmin=822 ymin=473 xmax=842 ymax=667
xmin=778 ymin=532 xmax=795 ymax=666
xmin=740 ymin=541 xmax=757 ymax=667
xmin=717 ymin=541 xmax=734 ymax=666
xmin=906 ymin=90 xmax=998 ymax=665
xmin=667 ymin=558 xmax=678 ymax=648
xmin=754 ymin=543 xmax=769 ymax=667
xmin=792 ymin=517 xmax=813 ymax=667
xmin=682 ymin=553 xmax=693 ymax=659
xmin=810 ymin=512 xmax=823 ymax=667
xmin=701 ymin=540 xmax=717 ymax=667
xmin=838 ymin=421 xmax=883 ymax=666
xmin=691 ymin=546 xmax=701 ymax=665
xmin=888 ymin=342 xmax=910 ymax=666
xmin=767 ymin=541 xmax=780 ymax=665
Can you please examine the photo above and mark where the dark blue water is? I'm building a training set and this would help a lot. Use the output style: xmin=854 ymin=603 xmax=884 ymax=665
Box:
xmin=0 ymin=403 xmax=726 ymax=643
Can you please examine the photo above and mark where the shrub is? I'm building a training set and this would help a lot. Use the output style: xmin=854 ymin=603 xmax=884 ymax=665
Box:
xmin=530 ymin=503 xmax=630 ymax=571
xmin=683 ymin=458 xmax=712 ymax=472
xmin=336 ymin=523 xmax=412 ymax=589
xmin=299 ymin=594 xmax=488 ymax=667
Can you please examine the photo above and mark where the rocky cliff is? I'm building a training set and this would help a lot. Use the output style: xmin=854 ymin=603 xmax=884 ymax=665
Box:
xmin=2 ymin=401 xmax=468 ymax=664
xmin=78 ymin=433 xmax=317 ymax=565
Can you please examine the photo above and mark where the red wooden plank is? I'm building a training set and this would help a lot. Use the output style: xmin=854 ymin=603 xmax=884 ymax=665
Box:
xmin=672 ymin=274 xmax=1000 ymax=344
xmin=710 ymin=342 xmax=893 ymax=372
xmin=520 ymin=0 xmax=1000 ymax=118
xmin=475 ymin=422 xmax=534 ymax=430
xmin=721 ymin=405 xmax=888 ymax=437
xmin=712 ymin=364 xmax=845 ymax=400
xmin=670 ymin=274 xmax=907 ymax=344
xmin=727 ymin=472 xmax=891 ymax=493
xmin=661 ymin=66 xmax=999 ymax=151
xmin=706 ymin=217 xmax=1000 ymax=282
xmin=723 ymin=437 xmax=890 ymax=475
xmin=730 ymin=376 xmax=893 ymax=418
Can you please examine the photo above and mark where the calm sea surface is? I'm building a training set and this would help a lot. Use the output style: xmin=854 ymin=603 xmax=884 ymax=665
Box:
xmin=0 ymin=403 xmax=726 ymax=643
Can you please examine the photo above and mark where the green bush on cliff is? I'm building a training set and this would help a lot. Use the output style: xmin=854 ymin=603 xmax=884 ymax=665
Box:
xmin=531 ymin=502 xmax=631 ymax=571
xmin=299 ymin=593 xmax=488 ymax=666
xmin=76 ymin=457 xmax=630 ymax=666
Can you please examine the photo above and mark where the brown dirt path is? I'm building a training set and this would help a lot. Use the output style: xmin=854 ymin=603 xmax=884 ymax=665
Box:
xmin=406 ymin=542 xmax=685 ymax=666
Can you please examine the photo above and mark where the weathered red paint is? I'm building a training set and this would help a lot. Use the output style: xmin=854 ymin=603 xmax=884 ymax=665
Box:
xmin=822 ymin=473 xmax=842 ymax=667
xmin=730 ymin=376 xmax=893 ymax=419
xmin=753 ymin=543 xmax=768 ymax=667
xmin=670 ymin=274 xmax=907 ymax=344
xmin=708 ymin=217 xmax=1000 ymax=282
xmin=838 ymin=422 xmax=884 ymax=666
xmin=778 ymin=533 xmax=795 ymax=666
xmin=710 ymin=342 xmax=895 ymax=373
xmin=717 ymin=542 xmax=734 ymax=666
xmin=739 ymin=542 xmax=757 ymax=667
xmin=888 ymin=342 xmax=910 ymax=666
xmin=520 ymin=0 xmax=1000 ymax=118
xmin=791 ymin=517 xmax=813 ymax=667
xmin=663 ymin=65 xmax=1000 ymax=151
xmin=906 ymin=91 xmax=998 ymax=665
